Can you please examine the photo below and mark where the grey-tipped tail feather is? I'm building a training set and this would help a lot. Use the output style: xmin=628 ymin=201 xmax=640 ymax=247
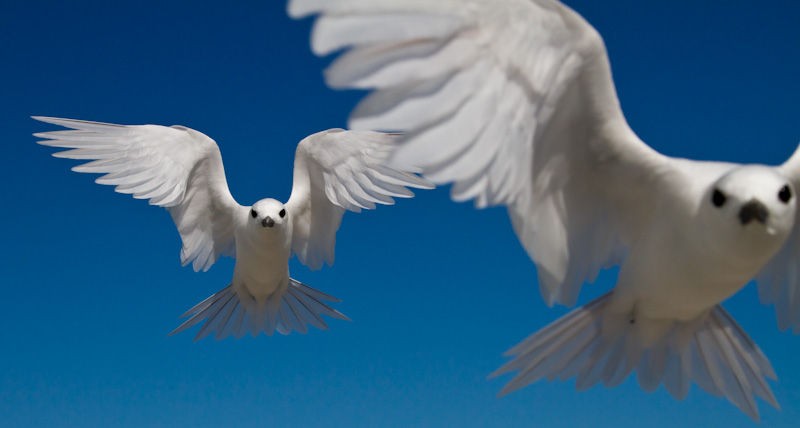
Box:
xmin=492 ymin=292 xmax=778 ymax=422
xmin=168 ymin=278 xmax=350 ymax=341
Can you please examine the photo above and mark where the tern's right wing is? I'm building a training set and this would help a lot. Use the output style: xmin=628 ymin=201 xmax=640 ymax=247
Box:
xmin=291 ymin=0 xmax=679 ymax=307
xmin=34 ymin=117 xmax=242 ymax=272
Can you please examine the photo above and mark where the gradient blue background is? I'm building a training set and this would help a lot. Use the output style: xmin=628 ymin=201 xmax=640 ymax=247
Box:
xmin=2 ymin=1 xmax=799 ymax=427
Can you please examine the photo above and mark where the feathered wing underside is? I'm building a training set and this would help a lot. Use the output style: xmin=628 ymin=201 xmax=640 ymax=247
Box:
xmin=168 ymin=278 xmax=351 ymax=340
xmin=285 ymin=129 xmax=432 ymax=270
xmin=756 ymin=152 xmax=800 ymax=333
xmin=291 ymin=0 xmax=675 ymax=305
xmin=34 ymin=117 xmax=240 ymax=272
xmin=492 ymin=293 xmax=778 ymax=422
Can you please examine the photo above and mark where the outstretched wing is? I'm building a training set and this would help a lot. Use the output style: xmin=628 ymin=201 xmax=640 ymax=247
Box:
xmin=34 ymin=117 xmax=242 ymax=272
xmin=285 ymin=129 xmax=432 ymax=270
xmin=291 ymin=0 xmax=676 ymax=306
xmin=755 ymin=146 xmax=800 ymax=334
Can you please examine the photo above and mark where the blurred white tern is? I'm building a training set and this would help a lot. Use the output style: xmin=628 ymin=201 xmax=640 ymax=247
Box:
xmin=291 ymin=0 xmax=800 ymax=420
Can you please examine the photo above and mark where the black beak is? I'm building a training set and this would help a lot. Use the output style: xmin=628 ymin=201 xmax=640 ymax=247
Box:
xmin=262 ymin=217 xmax=275 ymax=228
xmin=739 ymin=200 xmax=769 ymax=225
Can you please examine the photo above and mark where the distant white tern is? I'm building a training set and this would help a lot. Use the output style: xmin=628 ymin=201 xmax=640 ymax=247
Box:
xmin=291 ymin=0 xmax=800 ymax=420
xmin=34 ymin=117 xmax=432 ymax=341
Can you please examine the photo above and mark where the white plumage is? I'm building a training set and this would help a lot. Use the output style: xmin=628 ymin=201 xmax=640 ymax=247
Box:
xmin=34 ymin=117 xmax=432 ymax=341
xmin=292 ymin=0 xmax=800 ymax=420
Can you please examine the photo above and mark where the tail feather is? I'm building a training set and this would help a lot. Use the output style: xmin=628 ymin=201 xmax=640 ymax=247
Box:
xmin=550 ymin=328 xmax=598 ymax=381
xmin=703 ymin=322 xmax=758 ymax=414
xmin=213 ymin=294 xmax=240 ymax=340
xmin=692 ymin=333 xmax=725 ymax=397
xmin=278 ymin=300 xmax=303 ymax=334
xmin=286 ymin=292 xmax=326 ymax=330
xmin=637 ymin=338 xmax=670 ymax=392
xmin=661 ymin=345 xmax=691 ymax=400
xmin=709 ymin=309 xmax=778 ymax=407
xmin=232 ymin=307 xmax=249 ymax=339
xmin=195 ymin=291 xmax=236 ymax=340
xmin=493 ymin=292 xmax=778 ymax=422
xmin=168 ymin=278 xmax=350 ymax=341
xmin=170 ymin=288 xmax=232 ymax=337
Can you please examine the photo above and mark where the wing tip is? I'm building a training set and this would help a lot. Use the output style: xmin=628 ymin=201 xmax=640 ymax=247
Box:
xmin=286 ymin=0 xmax=314 ymax=19
xmin=32 ymin=116 xmax=70 ymax=126
xmin=32 ymin=116 xmax=127 ymax=129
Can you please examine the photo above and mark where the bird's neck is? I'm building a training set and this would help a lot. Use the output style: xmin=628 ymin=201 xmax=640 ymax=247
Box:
xmin=235 ymin=223 xmax=291 ymax=260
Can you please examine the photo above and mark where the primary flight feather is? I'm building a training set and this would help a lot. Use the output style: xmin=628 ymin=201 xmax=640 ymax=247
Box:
xmin=291 ymin=0 xmax=800 ymax=420
xmin=34 ymin=116 xmax=432 ymax=341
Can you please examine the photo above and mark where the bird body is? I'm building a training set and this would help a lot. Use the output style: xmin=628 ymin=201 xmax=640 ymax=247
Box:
xmin=293 ymin=0 xmax=800 ymax=419
xmin=233 ymin=199 xmax=292 ymax=302
xmin=488 ymin=161 xmax=796 ymax=419
xmin=35 ymin=118 xmax=431 ymax=341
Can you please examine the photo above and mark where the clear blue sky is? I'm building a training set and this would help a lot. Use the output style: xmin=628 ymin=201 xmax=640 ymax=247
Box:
xmin=2 ymin=1 xmax=800 ymax=427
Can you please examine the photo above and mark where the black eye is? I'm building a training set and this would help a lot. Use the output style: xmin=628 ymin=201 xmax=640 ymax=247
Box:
xmin=779 ymin=185 xmax=792 ymax=203
xmin=712 ymin=189 xmax=727 ymax=207
xmin=251 ymin=209 xmax=258 ymax=218
xmin=279 ymin=209 xmax=286 ymax=218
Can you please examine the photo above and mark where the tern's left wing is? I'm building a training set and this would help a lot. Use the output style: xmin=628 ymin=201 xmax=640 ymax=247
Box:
xmin=284 ymin=129 xmax=432 ymax=270
xmin=756 ymin=148 xmax=800 ymax=334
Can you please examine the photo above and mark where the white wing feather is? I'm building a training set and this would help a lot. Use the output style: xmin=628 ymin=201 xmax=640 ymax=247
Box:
xmin=34 ymin=117 xmax=241 ymax=272
xmin=285 ymin=129 xmax=432 ymax=270
xmin=755 ymin=146 xmax=800 ymax=333
xmin=293 ymin=0 xmax=674 ymax=306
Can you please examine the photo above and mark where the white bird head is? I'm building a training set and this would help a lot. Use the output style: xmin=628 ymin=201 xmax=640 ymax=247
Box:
xmin=698 ymin=165 xmax=796 ymax=260
xmin=249 ymin=198 xmax=289 ymax=230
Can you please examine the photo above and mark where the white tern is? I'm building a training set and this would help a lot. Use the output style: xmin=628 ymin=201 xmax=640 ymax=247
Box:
xmin=34 ymin=117 xmax=432 ymax=341
xmin=290 ymin=0 xmax=800 ymax=420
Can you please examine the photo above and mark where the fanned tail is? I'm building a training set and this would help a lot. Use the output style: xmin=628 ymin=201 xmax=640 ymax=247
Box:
xmin=491 ymin=292 xmax=779 ymax=422
xmin=168 ymin=278 xmax=350 ymax=341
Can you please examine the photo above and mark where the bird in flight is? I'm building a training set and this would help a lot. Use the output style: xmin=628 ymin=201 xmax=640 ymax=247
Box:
xmin=291 ymin=0 xmax=800 ymax=420
xmin=34 ymin=116 xmax=431 ymax=341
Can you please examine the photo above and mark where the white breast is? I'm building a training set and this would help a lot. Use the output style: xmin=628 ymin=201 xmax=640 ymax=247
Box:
xmin=231 ymin=222 xmax=292 ymax=302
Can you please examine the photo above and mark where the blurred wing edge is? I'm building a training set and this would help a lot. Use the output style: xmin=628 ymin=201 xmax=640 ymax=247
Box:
xmin=292 ymin=0 xmax=673 ymax=306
